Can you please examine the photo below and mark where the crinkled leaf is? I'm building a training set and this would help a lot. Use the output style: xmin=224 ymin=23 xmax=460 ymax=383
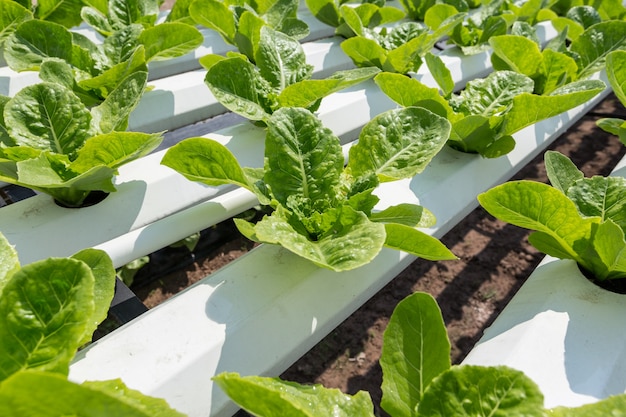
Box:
xmin=478 ymin=180 xmax=597 ymax=266
xmin=0 ymin=232 xmax=19 ymax=295
xmin=161 ymin=136 xmax=251 ymax=190
xmin=502 ymin=79 xmax=605 ymax=136
xmin=450 ymin=71 xmax=534 ymax=118
xmin=255 ymin=26 xmax=313 ymax=90
xmin=205 ymin=57 xmax=275 ymax=121
xmin=102 ymin=24 xmax=143 ymax=65
xmin=5 ymin=83 xmax=93 ymax=157
xmin=71 ymin=131 xmax=162 ymax=171
xmin=571 ymin=20 xmax=626 ymax=80
xmin=0 ymin=257 xmax=95 ymax=381
xmin=384 ymin=223 xmax=457 ymax=261
xmin=108 ymin=0 xmax=157 ymax=28
xmin=567 ymin=176 xmax=626 ymax=231
xmin=0 ymin=371 xmax=186 ymax=417
xmin=214 ymin=372 xmax=375 ymax=417
xmin=370 ymin=203 xmax=435 ymax=227
xmin=138 ymin=22 xmax=203 ymax=62
xmin=380 ymin=292 xmax=451 ymax=417
xmin=250 ymin=206 xmax=386 ymax=271
xmin=278 ymin=67 xmax=380 ymax=109
xmin=4 ymin=20 xmax=73 ymax=71
xmin=566 ymin=5 xmax=601 ymax=29
xmin=544 ymin=150 xmax=583 ymax=194
xmin=91 ymin=70 xmax=148 ymax=133
xmin=418 ymin=365 xmax=545 ymax=416
xmin=264 ymin=107 xmax=344 ymax=206
xmin=348 ymin=107 xmax=450 ymax=181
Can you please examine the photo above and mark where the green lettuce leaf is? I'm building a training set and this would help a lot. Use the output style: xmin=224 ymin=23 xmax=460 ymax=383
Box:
xmin=418 ymin=365 xmax=545 ymax=416
xmin=380 ymin=291 xmax=451 ymax=417
xmin=213 ymin=372 xmax=375 ymax=417
xmin=0 ymin=371 xmax=185 ymax=417
xmin=348 ymin=106 xmax=450 ymax=181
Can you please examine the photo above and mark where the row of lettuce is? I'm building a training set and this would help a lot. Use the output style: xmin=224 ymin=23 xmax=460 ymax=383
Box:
xmin=2 ymin=228 xmax=626 ymax=415
xmin=0 ymin=0 xmax=625 ymax=414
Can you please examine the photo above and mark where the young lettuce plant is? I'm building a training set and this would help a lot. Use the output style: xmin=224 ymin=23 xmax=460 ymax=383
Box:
xmin=213 ymin=291 xmax=626 ymax=416
xmin=340 ymin=5 xmax=465 ymax=75
xmin=479 ymin=151 xmax=626 ymax=282
xmin=0 ymin=232 xmax=185 ymax=416
xmin=0 ymin=80 xmax=162 ymax=207
xmin=162 ymin=106 xmax=456 ymax=271
xmin=201 ymin=25 xmax=380 ymax=124
xmin=374 ymin=70 xmax=604 ymax=158
xmin=597 ymin=50 xmax=626 ymax=146
xmin=188 ymin=0 xmax=309 ymax=61
xmin=489 ymin=20 xmax=626 ymax=95
xmin=4 ymin=17 xmax=203 ymax=108
xmin=305 ymin=0 xmax=405 ymax=39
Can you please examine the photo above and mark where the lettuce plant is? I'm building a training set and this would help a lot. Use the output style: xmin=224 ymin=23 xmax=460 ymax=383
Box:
xmin=4 ymin=17 xmax=202 ymax=107
xmin=162 ymin=106 xmax=456 ymax=271
xmin=0 ymin=81 xmax=162 ymax=207
xmin=340 ymin=5 xmax=465 ymax=75
xmin=213 ymin=290 xmax=626 ymax=416
xmin=188 ymin=0 xmax=309 ymax=61
xmin=375 ymin=70 xmax=604 ymax=158
xmin=479 ymin=151 xmax=626 ymax=281
xmin=597 ymin=50 xmax=626 ymax=147
xmin=201 ymin=25 xmax=380 ymax=124
xmin=489 ymin=20 xmax=626 ymax=95
xmin=305 ymin=0 xmax=405 ymax=39
xmin=0 ymin=232 xmax=185 ymax=416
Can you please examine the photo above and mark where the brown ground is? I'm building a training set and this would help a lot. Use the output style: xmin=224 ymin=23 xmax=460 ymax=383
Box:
xmin=132 ymin=94 xmax=626 ymax=416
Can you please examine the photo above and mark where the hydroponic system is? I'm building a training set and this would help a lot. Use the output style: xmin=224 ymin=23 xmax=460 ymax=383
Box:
xmin=0 ymin=0 xmax=625 ymax=415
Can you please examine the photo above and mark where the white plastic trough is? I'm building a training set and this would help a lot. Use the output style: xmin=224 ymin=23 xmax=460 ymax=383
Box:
xmin=463 ymin=154 xmax=626 ymax=409
xmin=67 ymin=80 xmax=612 ymax=417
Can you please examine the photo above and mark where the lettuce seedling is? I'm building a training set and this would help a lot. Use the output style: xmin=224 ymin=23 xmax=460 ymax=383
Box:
xmin=0 ymin=232 xmax=185 ymax=416
xmin=340 ymin=5 xmax=465 ymax=75
xmin=188 ymin=0 xmax=309 ymax=61
xmin=375 ymin=70 xmax=604 ymax=158
xmin=201 ymin=25 xmax=380 ymax=123
xmin=163 ymin=106 xmax=456 ymax=271
xmin=490 ymin=20 xmax=626 ymax=95
xmin=213 ymin=291 xmax=626 ymax=416
xmin=597 ymin=50 xmax=626 ymax=147
xmin=306 ymin=0 xmax=405 ymax=39
xmin=0 ymin=81 xmax=162 ymax=207
xmin=479 ymin=151 xmax=626 ymax=281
